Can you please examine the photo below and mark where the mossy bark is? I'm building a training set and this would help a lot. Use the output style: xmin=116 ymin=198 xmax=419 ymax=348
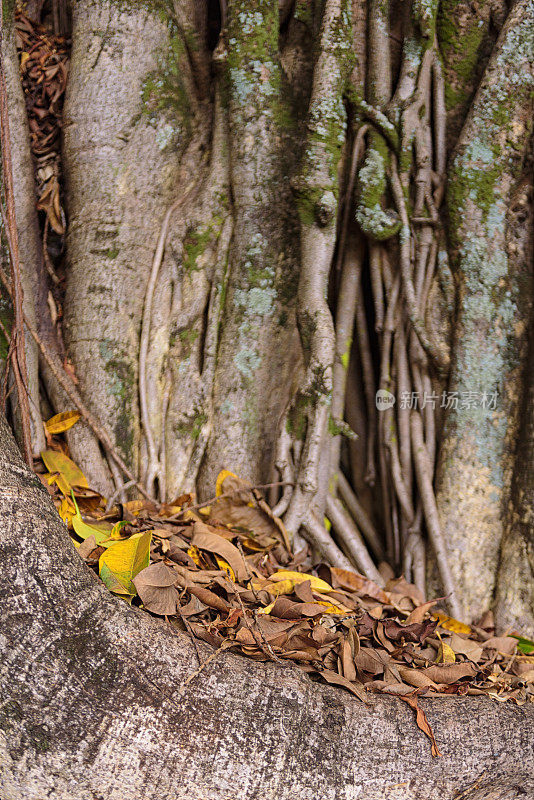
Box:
xmin=436 ymin=0 xmax=534 ymax=622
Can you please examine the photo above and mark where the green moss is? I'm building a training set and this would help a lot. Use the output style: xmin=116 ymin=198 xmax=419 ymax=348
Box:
xmin=448 ymin=140 xmax=504 ymax=237
xmin=437 ymin=0 xmax=490 ymax=113
xmin=141 ymin=24 xmax=192 ymax=135
xmin=413 ymin=0 xmax=439 ymax=41
xmin=98 ymin=340 xmax=135 ymax=460
xmin=183 ymin=224 xmax=215 ymax=273
xmin=176 ymin=328 xmax=199 ymax=358
xmin=286 ymin=393 xmax=310 ymax=441
xmin=105 ymin=246 xmax=120 ymax=260
xmin=176 ymin=410 xmax=207 ymax=440
xmin=355 ymin=132 xmax=401 ymax=240
xmin=2 ymin=0 xmax=15 ymax=22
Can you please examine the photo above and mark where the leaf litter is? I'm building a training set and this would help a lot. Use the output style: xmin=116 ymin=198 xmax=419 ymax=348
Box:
xmin=36 ymin=424 xmax=534 ymax=757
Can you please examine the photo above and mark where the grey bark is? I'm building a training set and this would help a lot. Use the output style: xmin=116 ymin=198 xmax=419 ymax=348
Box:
xmin=0 ymin=414 xmax=533 ymax=800
xmin=435 ymin=0 xmax=534 ymax=623
xmin=62 ymin=1 xmax=182 ymax=490
xmin=1 ymin=18 xmax=45 ymax=456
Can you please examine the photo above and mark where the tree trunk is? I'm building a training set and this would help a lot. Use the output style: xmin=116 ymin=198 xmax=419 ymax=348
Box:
xmin=0 ymin=414 xmax=532 ymax=800
xmin=435 ymin=0 xmax=534 ymax=623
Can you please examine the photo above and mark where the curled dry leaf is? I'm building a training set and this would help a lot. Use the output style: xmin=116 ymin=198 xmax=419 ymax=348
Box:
xmin=191 ymin=521 xmax=248 ymax=582
xmin=133 ymin=563 xmax=181 ymax=616
xmin=316 ymin=669 xmax=372 ymax=704
xmin=422 ymin=663 xmax=478 ymax=684
xmin=330 ymin=567 xmax=389 ymax=603
xmin=398 ymin=694 xmax=442 ymax=758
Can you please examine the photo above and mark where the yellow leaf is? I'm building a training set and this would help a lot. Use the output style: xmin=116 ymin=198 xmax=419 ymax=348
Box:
xmin=41 ymin=450 xmax=88 ymax=496
xmin=437 ymin=640 xmax=456 ymax=664
xmin=99 ymin=531 xmax=152 ymax=595
xmin=215 ymin=555 xmax=236 ymax=582
xmin=45 ymin=410 xmax=81 ymax=435
xmin=258 ymin=600 xmax=276 ymax=615
xmin=187 ymin=545 xmax=203 ymax=567
xmin=252 ymin=579 xmax=295 ymax=597
xmin=434 ymin=612 xmax=471 ymax=635
xmin=123 ymin=500 xmax=144 ymax=515
xmin=71 ymin=493 xmax=113 ymax=547
xmin=110 ymin=520 xmax=129 ymax=540
xmin=268 ymin=570 xmax=334 ymax=594
xmin=313 ymin=599 xmax=352 ymax=615
xmin=20 ymin=52 xmax=30 ymax=70
xmin=215 ymin=469 xmax=238 ymax=496
xmin=58 ymin=496 xmax=75 ymax=525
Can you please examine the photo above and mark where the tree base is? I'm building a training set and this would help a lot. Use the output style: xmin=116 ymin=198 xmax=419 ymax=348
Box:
xmin=0 ymin=419 xmax=532 ymax=800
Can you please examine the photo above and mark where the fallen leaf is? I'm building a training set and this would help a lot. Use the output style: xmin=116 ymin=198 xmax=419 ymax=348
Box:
xmin=511 ymin=635 xmax=534 ymax=655
xmin=398 ymin=694 xmax=442 ymax=757
xmin=449 ymin=633 xmax=483 ymax=662
xmin=71 ymin=493 xmax=114 ymax=547
xmin=41 ymin=449 xmax=88 ymax=496
xmin=331 ymin=567 xmax=388 ymax=602
xmin=45 ymin=410 xmax=80 ymax=435
xmin=99 ymin=531 xmax=152 ymax=595
xmin=437 ymin=639 xmax=456 ymax=664
xmin=406 ymin=599 xmax=438 ymax=625
xmin=482 ymin=636 xmax=517 ymax=655
xmin=397 ymin=667 xmax=440 ymax=690
xmin=188 ymin=585 xmax=231 ymax=614
xmin=133 ymin=563 xmax=180 ymax=616
xmin=191 ymin=522 xmax=248 ymax=582
xmin=317 ymin=669 xmax=372 ymax=703
xmin=422 ymin=663 xmax=477 ymax=684
xmin=433 ymin=612 xmax=471 ymax=635
xmin=269 ymin=570 xmax=333 ymax=593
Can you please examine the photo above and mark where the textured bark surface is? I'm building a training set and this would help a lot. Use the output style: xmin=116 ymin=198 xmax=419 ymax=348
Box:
xmin=0 ymin=415 xmax=533 ymax=800
xmin=62 ymin=2 xmax=181 ymax=487
xmin=1 ymin=15 xmax=45 ymax=456
xmin=435 ymin=0 xmax=534 ymax=622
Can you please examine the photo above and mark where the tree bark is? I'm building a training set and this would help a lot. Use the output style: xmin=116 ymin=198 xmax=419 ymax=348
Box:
xmin=0 ymin=414 xmax=532 ymax=800
xmin=435 ymin=0 xmax=534 ymax=623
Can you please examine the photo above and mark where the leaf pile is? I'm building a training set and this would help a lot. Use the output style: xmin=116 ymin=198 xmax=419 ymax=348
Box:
xmin=15 ymin=8 xmax=69 ymax=235
xmin=36 ymin=424 xmax=534 ymax=755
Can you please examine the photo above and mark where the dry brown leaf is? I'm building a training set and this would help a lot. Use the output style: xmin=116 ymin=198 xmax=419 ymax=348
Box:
xmin=342 ymin=639 xmax=357 ymax=681
xmin=398 ymin=694 xmax=442 ymax=757
xmin=405 ymin=599 xmax=438 ymax=625
xmin=191 ymin=521 xmax=248 ymax=582
xmin=482 ymin=636 xmax=517 ymax=655
xmin=133 ymin=562 xmax=181 ymax=616
xmin=422 ymin=663 xmax=477 ymax=684
xmin=398 ymin=666 xmax=440 ymax=690
xmin=330 ymin=567 xmax=389 ymax=602
xmin=449 ymin=633 xmax=483 ymax=662
xmin=355 ymin=647 xmax=388 ymax=675
xmin=188 ymin=585 xmax=230 ymax=614
xmin=318 ymin=669 xmax=372 ymax=703
xmin=294 ymin=580 xmax=315 ymax=603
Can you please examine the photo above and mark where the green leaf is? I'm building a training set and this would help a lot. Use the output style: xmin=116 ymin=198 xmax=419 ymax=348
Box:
xmin=510 ymin=635 xmax=534 ymax=654
xmin=98 ymin=531 xmax=152 ymax=596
